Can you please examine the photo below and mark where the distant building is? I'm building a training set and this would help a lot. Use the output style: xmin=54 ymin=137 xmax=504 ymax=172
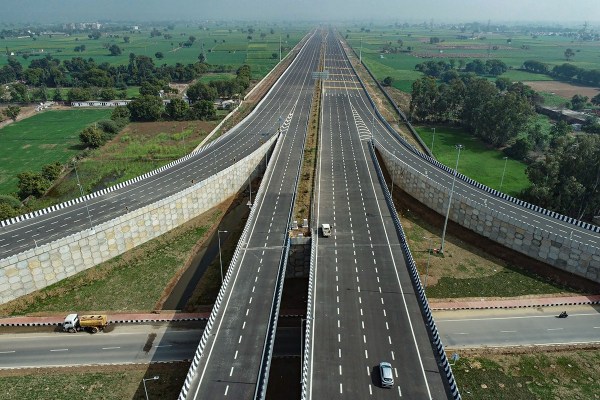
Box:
xmin=71 ymin=99 xmax=172 ymax=107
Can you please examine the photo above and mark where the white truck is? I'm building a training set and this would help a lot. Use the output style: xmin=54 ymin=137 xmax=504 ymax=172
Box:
xmin=321 ymin=223 xmax=331 ymax=237
xmin=63 ymin=314 xmax=108 ymax=334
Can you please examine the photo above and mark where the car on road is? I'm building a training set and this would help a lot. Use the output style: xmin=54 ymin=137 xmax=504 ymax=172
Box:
xmin=379 ymin=361 xmax=394 ymax=388
xmin=321 ymin=223 xmax=331 ymax=237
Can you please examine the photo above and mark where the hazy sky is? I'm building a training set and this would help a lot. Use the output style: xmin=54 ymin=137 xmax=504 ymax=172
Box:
xmin=0 ymin=0 xmax=598 ymax=25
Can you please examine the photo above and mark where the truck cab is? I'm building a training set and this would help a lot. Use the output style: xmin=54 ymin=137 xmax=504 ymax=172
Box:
xmin=63 ymin=313 xmax=80 ymax=333
xmin=321 ymin=223 xmax=331 ymax=237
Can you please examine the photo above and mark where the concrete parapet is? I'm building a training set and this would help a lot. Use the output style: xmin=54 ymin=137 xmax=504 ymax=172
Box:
xmin=0 ymin=136 xmax=277 ymax=305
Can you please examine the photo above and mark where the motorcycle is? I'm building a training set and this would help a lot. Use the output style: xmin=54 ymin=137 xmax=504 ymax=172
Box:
xmin=557 ymin=311 xmax=568 ymax=318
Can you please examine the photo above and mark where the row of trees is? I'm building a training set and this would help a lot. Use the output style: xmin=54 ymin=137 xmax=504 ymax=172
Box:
xmin=522 ymin=60 xmax=600 ymax=87
xmin=410 ymin=75 xmax=536 ymax=147
xmin=0 ymin=53 xmax=210 ymax=89
xmin=523 ymin=134 xmax=600 ymax=221
xmin=414 ymin=58 xmax=508 ymax=78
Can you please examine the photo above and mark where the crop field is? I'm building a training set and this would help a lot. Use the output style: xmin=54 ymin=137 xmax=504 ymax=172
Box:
xmin=0 ymin=109 xmax=111 ymax=195
xmin=343 ymin=26 xmax=600 ymax=94
xmin=0 ymin=24 xmax=308 ymax=79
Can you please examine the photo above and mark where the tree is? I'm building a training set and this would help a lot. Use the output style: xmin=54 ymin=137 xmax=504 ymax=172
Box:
xmin=571 ymin=94 xmax=588 ymax=111
xmin=165 ymin=98 xmax=190 ymax=121
xmin=17 ymin=171 xmax=50 ymax=199
xmin=186 ymin=82 xmax=217 ymax=103
xmin=382 ymin=76 xmax=394 ymax=86
xmin=52 ymin=88 xmax=63 ymax=101
xmin=41 ymin=162 xmax=63 ymax=181
xmin=198 ymin=53 xmax=206 ymax=63
xmin=123 ymin=36 xmax=130 ymax=43
xmin=504 ymin=137 xmax=532 ymax=160
xmin=109 ymin=44 xmax=122 ymax=56
xmin=155 ymin=52 xmax=164 ymax=59
xmin=79 ymin=126 xmax=105 ymax=148
xmin=3 ymin=105 xmax=20 ymax=121
xmin=111 ymin=106 xmax=131 ymax=121
xmin=187 ymin=100 xmax=215 ymax=120
xmin=88 ymin=31 xmax=101 ymax=40
xmin=99 ymin=87 xmax=117 ymax=101
xmin=495 ymin=76 xmax=511 ymax=91
xmin=127 ymin=95 xmax=164 ymax=121
xmin=66 ymin=87 xmax=92 ymax=102
xmin=564 ymin=48 xmax=575 ymax=61
xmin=592 ymin=93 xmax=600 ymax=106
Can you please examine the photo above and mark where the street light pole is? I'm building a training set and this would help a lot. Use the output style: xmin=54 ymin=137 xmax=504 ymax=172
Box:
xmin=359 ymin=36 xmax=363 ymax=63
xmin=431 ymin=127 xmax=436 ymax=154
xmin=499 ymin=156 xmax=508 ymax=192
xmin=218 ymin=230 xmax=228 ymax=283
xmin=142 ymin=376 xmax=159 ymax=400
xmin=424 ymin=236 xmax=432 ymax=290
xmin=73 ymin=162 xmax=94 ymax=232
xmin=440 ymin=144 xmax=463 ymax=254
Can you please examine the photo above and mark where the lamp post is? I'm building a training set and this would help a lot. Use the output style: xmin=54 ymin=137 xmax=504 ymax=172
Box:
xmin=359 ymin=36 xmax=363 ymax=63
xmin=431 ymin=127 xmax=436 ymax=154
xmin=440 ymin=144 xmax=463 ymax=254
xmin=142 ymin=376 xmax=159 ymax=400
xmin=73 ymin=162 xmax=94 ymax=232
xmin=423 ymin=236 xmax=432 ymax=290
xmin=499 ymin=156 xmax=508 ymax=192
xmin=218 ymin=230 xmax=228 ymax=283
xmin=247 ymin=173 xmax=252 ymax=208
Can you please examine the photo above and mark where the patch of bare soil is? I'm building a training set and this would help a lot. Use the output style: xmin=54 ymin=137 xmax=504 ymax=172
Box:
xmin=121 ymin=120 xmax=216 ymax=138
xmin=523 ymin=80 xmax=600 ymax=100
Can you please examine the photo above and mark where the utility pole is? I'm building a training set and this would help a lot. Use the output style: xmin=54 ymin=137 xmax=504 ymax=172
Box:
xmin=440 ymin=144 xmax=463 ymax=253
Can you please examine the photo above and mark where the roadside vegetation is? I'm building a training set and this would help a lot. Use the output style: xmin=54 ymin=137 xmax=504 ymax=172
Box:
xmin=0 ymin=362 xmax=189 ymax=400
xmin=452 ymin=349 xmax=600 ymax=400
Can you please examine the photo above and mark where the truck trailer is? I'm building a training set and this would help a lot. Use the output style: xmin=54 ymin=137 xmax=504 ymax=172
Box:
xmin=63 ymin=314 xmax=108 ymax=333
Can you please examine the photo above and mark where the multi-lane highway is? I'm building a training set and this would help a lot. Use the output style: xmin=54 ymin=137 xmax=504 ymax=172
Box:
xmin=183 ymin=30 xmax=322 ymax=399
xmin=307 ymin=30 xmax=448 ymax=399
xmin=435 ymin=305 xmax=600 ymax=348
xmin=0 ymin=323 xmax=304 ymax=369
xmin=0 ymin=32 xmax=312 ymax=260
xmin=0 ymin=323 xmax=202 ymax=368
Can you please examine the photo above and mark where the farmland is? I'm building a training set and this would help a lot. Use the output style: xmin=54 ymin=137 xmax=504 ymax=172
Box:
xmin=0 ymin=109 xmax=111 ymax=195
xmin=0 ymin=24 xmax=308 ymax=79
xmin=343 ymin=25 xmax=600 ymax=96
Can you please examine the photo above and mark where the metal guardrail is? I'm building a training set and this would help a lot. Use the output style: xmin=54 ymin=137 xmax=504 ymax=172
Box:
xmin=300 ymin=229 xmax=316 ymax=399
xmin=368 ymin=140 xmax=462 ymax=400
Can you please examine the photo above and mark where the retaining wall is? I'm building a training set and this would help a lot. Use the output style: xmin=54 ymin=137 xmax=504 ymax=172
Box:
xmin=378 ymin=145 xmax=600 ymax=283
xmin=0 ymin=136 xmax=277 ymax=304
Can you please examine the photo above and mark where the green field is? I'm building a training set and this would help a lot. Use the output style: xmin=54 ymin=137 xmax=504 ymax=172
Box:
xmin=0 ymin=109 xmax=111 ymax=195
xmin=416 ymin=125 xmax=529 ymax=196
xmin=0 ymin=24 xmax=308 ymax=79
xmin=343 ymin=26 xmax=600 ymax=94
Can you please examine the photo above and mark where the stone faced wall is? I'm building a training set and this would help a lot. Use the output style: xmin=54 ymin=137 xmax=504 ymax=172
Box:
xmin=0 ymin=136 xmax=277 ymax=304
xmin=378 ymin=144 xmax=600 ymax=284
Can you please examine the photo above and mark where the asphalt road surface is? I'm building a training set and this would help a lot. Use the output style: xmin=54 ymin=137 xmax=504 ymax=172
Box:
xmin=185 ymin=30 xmax=322 ymax=400
xmin=434 ymin=305 xmax=600 ymax=348
xmin=307 ymin=30 xmax=448 ymax=400
xmin=0 ymin=322 xmax=201 ymax=369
